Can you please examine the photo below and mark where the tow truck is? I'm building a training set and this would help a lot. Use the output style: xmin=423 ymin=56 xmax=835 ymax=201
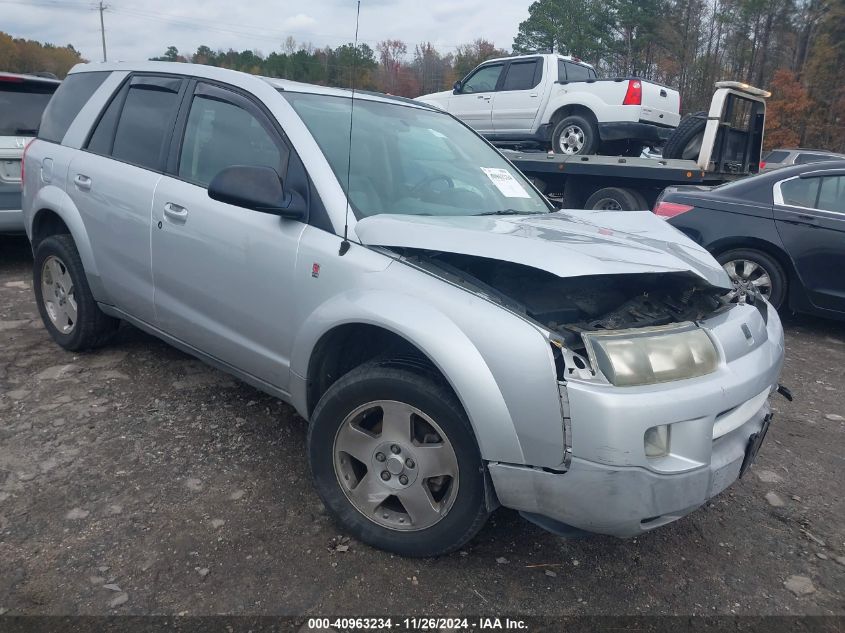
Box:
xmin=506 ymin=82 xmax=770 ymax=210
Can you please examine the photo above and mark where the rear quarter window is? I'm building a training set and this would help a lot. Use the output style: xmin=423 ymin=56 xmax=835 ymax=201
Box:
xmin=38 ymin=71 xmax=109 ymax=143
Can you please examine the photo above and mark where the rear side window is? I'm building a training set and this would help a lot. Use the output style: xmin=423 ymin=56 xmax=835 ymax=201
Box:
xmin=501 ymin=60 xmax=540 ymax=91
xmin=779 ymin=177 xmax=819 ymax=208
xmin=818 ymin=176 xmax=845 ymax=213
xmin=0 ymin=79 xmax=58 ymax=136
xmin=762 ymin=150 xmax=788 ymax=163
xmin=38 ymin=72 xmax=109 ymax=143
xmin=110 ymin=76 xmax=183 ymax=171
xmin=795 ymin=153 xmax=837 ymax=165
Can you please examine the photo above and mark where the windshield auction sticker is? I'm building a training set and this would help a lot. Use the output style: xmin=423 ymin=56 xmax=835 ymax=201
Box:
xmin=480 ymin=167 xmax=531 ymax=198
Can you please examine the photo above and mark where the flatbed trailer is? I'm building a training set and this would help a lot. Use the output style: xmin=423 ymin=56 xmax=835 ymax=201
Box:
xmin=505 ymin=81 xmax=770 ymax=211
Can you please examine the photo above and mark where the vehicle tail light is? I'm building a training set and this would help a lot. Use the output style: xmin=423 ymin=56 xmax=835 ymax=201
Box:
xmin=653 ymin=201 xmax=693 ymax=219
xmin=21 ymin=139 xmax=33 ymax=183
xmin=623 ymin=80 xmax=642 ymax=106
xmin=759 ymin=161 xmax=767 ymax=170
xmin=0 ymin=74 xmax=25 ymax=83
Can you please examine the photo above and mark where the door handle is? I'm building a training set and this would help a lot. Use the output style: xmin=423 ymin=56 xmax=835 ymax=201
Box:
xmin=163 ymin=202 xmax=188 ymax=223
xmin=796 ymin=214 xmax=816 ymax=222
xmin=73 ymin=174 xmax=91 ymax=191
xmin=529 ymin=93 xmax=538 ymax=97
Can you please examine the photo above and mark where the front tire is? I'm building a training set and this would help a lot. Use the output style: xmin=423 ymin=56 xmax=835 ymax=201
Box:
xmin=33 ymin=234 xmax=119 ymax=351
xmin=308 ymin=362 xmax=488 ymax=557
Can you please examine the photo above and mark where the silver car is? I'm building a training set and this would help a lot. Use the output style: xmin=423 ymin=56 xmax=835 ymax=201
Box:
xmin=0 ymin=72 xmax=61 ymax=233
xmin=22 ymin=62 xmax=785 ymax=557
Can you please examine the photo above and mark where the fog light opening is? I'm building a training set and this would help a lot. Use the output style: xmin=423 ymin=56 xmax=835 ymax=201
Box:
xmin=644 ymin=424 xmax=670 ymax=458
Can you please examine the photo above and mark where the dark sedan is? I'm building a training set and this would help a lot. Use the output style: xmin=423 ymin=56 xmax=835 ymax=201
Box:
xmin=654 ymin=161 xmax=845 ymax=320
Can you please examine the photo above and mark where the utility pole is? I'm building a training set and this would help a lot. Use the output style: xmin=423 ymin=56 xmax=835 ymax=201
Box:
xmin=98 ymin=1 xmax=107 ymax=62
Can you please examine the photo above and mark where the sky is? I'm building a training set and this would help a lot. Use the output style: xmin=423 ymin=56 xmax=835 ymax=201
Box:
xmin=2 ymin=0 xmax=533 ymax=62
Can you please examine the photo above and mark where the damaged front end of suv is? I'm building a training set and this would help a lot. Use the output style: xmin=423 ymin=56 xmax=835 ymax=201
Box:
xmin=356 ymin=209 xmax=785 ymax=538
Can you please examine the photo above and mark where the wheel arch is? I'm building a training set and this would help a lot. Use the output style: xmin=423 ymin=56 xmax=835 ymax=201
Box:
xmin=548 ymin=103 xmax=598 ymax=128
xmin=289 ymin=293 xmax=528 ymax=465
xmin=28 ymin=186 xmax=101 ymax=288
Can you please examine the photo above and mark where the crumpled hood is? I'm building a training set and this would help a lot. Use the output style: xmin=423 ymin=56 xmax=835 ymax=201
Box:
xmin=355 ymin=210 xmax=732 ymax=289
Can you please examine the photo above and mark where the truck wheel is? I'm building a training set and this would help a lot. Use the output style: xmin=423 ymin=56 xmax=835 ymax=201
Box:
xmin=552 ymin=115 xmax=598 ymax=155
xmin=33 ymin=234 xmax=120 ymax=351
xmin=308 ymin=362 xmax=489 ymax=557
xmin=663 ymin=111 xmax=707 ymax=160
xmin=717 ymin=248 xmax=787 ymax=310
xmin=584 ymin=187 xmax=647 ymax=211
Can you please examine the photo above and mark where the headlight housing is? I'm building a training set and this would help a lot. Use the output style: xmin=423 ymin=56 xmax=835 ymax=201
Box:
xmin=583 ymin=323 xmax=719 ymax=387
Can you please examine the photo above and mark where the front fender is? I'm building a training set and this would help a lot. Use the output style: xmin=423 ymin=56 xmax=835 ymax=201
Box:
xmin=289 ymin=289 xmax=527 ymax=465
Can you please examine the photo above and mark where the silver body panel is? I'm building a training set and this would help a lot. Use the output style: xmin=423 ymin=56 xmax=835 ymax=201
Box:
xmin=21 ymin=61 xmax=785 ymax=537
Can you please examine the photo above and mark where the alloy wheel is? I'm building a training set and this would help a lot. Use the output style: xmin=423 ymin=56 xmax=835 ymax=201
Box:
xmin=333 ymin=400 xmax=459 ymax=531
xmin=41 ymin=255 xmax=77 ymax=334
xmin=558 ymin=125 xmax=585 ymax=155
xmin=723 ymin=259 xmax=772 ymax=302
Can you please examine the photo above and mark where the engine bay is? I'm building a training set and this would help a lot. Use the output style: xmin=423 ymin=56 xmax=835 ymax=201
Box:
xmin=405 ymin=250 xmax=728 ymax=350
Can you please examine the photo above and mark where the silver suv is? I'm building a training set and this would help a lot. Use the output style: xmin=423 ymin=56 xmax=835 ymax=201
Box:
xmin=761 ymin=148 xmax=845 ymax=171
xmin=22 ymin=62 xmax=785 ymax=556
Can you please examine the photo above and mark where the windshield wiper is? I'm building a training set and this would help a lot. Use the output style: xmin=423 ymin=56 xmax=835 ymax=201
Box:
xmin=14 ymin=128 xmax=38 ymax=135
xmin=473 ymin=209 xmax=532 ymax=216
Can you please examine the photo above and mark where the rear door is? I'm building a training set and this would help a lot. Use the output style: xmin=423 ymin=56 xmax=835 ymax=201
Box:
xmin=773 ymin=172 xmax=845 ymax=313
xmin=491 ymin=58 xmax=543 ymax=134
xmin=449 ymin=63 xmax=504 ymax=133
xmin=67 ymin=74 xmax=186 ymax=323
xmin=150 ymin=80 xmax=304 ymax=388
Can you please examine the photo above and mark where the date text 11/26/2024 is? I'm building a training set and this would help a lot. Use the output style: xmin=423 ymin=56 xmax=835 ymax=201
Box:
xmin=306 ymin=617 xmax=528 ymax=631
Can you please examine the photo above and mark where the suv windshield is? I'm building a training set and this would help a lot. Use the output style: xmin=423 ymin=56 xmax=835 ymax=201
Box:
xmin=281 ymin=91 xmax=551 ymax=218
xmin=0 ymin=79 xmax=58 ymax=136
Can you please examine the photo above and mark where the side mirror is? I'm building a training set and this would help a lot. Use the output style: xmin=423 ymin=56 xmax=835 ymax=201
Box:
xmin=452 ymin=80 xmax=462 ymax=94
xmin=208 ymin=165 xmax=307 ymax=220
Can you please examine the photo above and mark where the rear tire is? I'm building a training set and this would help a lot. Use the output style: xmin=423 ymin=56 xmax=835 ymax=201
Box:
xmin=584 ymin=187 xmax=647 ymax=211
xmin=33 ymin=234 xmax=119 ymax=351
xmin=308 ymin=362 xmax=489 ymax=557
xmin=551 ymin=115 xmax=599 ymax=156
xmin=663 ymin=111 xmax=707 ymax=160
xmin=716 ymin=248 xmax=787 ymax=310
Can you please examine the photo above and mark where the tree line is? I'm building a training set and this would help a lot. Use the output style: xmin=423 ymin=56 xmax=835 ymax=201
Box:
xmin=1 ymin=0 xmax=842 ymax=151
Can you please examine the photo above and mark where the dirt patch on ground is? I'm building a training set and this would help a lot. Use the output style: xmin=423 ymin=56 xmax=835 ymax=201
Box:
xmin=1 ymin=235 xmax=843 ymax=616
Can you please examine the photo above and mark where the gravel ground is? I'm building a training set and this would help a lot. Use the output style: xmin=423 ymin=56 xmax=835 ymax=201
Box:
xmin=1 ymin=234 xmax=843 ymax=617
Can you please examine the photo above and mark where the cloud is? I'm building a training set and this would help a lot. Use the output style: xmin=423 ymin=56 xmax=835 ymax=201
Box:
xmin=283 ymin=13 xmax=318 ymax=30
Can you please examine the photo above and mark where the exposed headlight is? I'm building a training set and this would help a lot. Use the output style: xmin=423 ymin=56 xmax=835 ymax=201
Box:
xmin=583 ymin=324 xmax=718 ymax=387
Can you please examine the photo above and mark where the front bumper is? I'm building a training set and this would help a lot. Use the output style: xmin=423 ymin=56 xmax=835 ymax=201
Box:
xmin=490 ymin=403 xmax=770 ymax=536
xmin=490 ymin=302 xmax=784 ymax=537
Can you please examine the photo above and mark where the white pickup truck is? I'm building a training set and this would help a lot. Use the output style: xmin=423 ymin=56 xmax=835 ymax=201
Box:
xmin=417 ymin=53 xmax=681 ymax=156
